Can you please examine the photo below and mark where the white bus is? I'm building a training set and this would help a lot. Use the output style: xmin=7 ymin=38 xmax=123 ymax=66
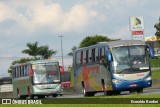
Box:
xmin=12 ymin=59 xmax=64 ymax=99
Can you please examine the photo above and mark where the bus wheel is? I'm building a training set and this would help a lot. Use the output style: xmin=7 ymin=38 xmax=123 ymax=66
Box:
xmin=17 ymin=89 xmax=21 ymax=99
xmin=82 ymin=84 xmax=87 ymax=97
xmin=102 ymin=84 xmax=107 ymax=96
xmin=137 ymin=88 xmax=143 ymax=93
xmin=115 ymin=91 xmax=121 ymax=95
xmin=52 ymin=94 xmax=58 ymax=97
xmin=28 ymin=88 xmax=34 ymax=99
xmin=17 ymin=93 xmax=21 ymax=99
xmin=38 ymin=95 xmax=45 ymax=99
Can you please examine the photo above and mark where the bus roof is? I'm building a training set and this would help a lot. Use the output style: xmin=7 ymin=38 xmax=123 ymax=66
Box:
xmin=74 ymin=43 xmax=108 ymax=52
xmin=74 ymin=40 xmax=145 ymax=52
xmin=106 ymin=40 xmax=146 ymax=48
xmin=29 ymin=59 xmax=59 ymax=64
xmin=12 ymin=59 xmax=59 ymax=67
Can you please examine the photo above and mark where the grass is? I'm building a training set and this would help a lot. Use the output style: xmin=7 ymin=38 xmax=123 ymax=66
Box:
xmin=150 ymin=59 xmax=160 ymax=68
xmin=1 ymin=94 xmax=160 ymax=107
xmin=1 ymin=104 xmax=160 ymax=107
xmin=152 ymin=70 xmax=160 ymax=79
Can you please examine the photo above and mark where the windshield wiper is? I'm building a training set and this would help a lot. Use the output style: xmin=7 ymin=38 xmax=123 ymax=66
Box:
xmin=116 ymin=68 xmax=132 ymax=74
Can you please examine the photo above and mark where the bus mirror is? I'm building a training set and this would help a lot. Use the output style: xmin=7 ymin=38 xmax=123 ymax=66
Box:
xmin=107 ymin=50 xmax=112 ymax=62
xmin=59 ymin=66 xmax=65 ymax=74
xmin=147 ymin=45 xmax=154 ymax=59
xmin=29 ymin=68 xmax=34 ymax=76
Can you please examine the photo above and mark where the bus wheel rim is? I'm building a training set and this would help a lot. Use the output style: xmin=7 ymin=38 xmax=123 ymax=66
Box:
xmin=83 ymin=87 xmax=86 ymax=95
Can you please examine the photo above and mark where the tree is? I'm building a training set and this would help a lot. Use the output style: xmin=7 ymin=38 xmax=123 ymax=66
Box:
xmin=39 ymin=45 xmax=57 ymax=59
xmin=22 ymin=41 xmax=40 ymax=58
xmin=8 ymin=42 xmax=57 ymax=74
xmin=67 ymin=46 xmax=77 ymax=56
xmin=154 ymin=17 xmax=160 ymax=39
xmin=79 ymin=35 xmax=110 ymax=48
xmin=67 ymin=35 xmax=118 ymax=56
xmin=22 ymin=41 xmax=56 ymax=59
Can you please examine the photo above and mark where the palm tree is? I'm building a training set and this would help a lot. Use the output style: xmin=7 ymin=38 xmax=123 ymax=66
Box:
xmin=22 ymin=41 xmax=57 ymax=59
xmin=39 ymin=45 xmax=57 ymax=59
xmin=22 ymin=41 xmax=41 ymax=58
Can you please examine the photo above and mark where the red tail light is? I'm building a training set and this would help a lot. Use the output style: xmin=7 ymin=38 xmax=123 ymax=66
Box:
xmin=29 ymin=68 xmax=34 ymax=76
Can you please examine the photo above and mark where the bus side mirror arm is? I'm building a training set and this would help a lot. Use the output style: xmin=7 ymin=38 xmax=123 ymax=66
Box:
xmin=107 ymin=50 xmax=113 ymax=62
xmin=147 ymin=45 xmax=154 ymax=59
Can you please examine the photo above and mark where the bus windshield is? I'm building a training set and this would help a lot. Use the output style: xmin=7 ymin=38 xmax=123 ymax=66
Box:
xmin=32 ymin=62 xmax=60 ymax=84
xmin=112 ymin=45 xmax=149 ymax=74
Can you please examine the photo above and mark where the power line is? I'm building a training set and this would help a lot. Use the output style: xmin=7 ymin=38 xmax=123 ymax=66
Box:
xmin=0 ymin=56 xmax=72 ymax=60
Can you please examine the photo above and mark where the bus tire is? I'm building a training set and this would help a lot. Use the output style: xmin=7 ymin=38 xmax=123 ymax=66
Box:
xmin=28 ymin=87 xmax=34 ymax=99
xmin=82 ymin=83 xmax=87 ymax=97
xmin=101 ymin=80 xmax=107 ymax=96
xmin=115 ymin=91 xmax=121 ymax=95
xmin=88 ymin=92 xmax=95 ymax=96
xmin=30 ymin=95 xmax=34 ymax=99
xmin=38 ymin=95 xmax=45 ymax=99
xmin=19 ymin=95 xmax=26 ymax=99
xmin=17 ymin=89 xmax=21 ymax=99
xmin=52 ymin=94 xmax=58 ymax=97
xmin=17 ymin=93 xmax=21 ymax=99
xmin=103 ymin=87 xmax=107 ymax=96
xmin=137 ymin=88 xmax=143 ymax=93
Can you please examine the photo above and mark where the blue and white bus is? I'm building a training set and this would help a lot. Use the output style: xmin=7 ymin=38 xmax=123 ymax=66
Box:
xmin=73 ymin=40 xmax=154 ymax=96
xmin=12 ymin=59 xmax=64 ymax=99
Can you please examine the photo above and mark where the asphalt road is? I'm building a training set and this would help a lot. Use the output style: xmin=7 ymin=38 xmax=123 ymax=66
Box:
xmin=0 ymin=88 xmax=159 ymax=99
xmin=50 ymin=88 xmax=160 ymax=98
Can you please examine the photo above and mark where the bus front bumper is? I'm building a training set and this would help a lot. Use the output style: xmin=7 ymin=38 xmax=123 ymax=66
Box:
xmin=112 ymin=80 xmax=152 ymax=91
xmin=32 ymin=84 xmax=63 ymax=95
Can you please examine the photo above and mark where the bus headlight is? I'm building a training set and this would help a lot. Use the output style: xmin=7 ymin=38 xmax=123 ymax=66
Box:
xmin=112 ymin=79 xmax=121 ymax=83
xmin=145 ymin=76 xmax=152 ymax=81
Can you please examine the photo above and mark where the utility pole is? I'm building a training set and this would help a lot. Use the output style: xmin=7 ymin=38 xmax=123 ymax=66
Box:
xmin=58 ymin=35 xmax=64 ymax=67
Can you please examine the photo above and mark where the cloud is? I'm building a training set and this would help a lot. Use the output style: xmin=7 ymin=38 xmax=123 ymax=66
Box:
xmin=0 ymin=2 xmax=13 ymax=22
xmin=0 ymin=1 xmax=98 ymax=33
xmin=109 ymin=25 xmax=131 ymax=40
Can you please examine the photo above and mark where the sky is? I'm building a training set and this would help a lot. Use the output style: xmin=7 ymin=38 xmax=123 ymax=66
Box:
xmin=0 ymin=0 xmax=160 ymax=76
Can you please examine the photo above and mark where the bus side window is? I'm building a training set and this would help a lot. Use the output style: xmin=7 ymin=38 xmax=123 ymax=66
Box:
xmin=83 ymin=50 xmax=86 ymax=64
xmin=17 ymin=67 xmax=19 ymax=77
xmin=16 ymin=67 xmax=18 ymax=77
xmin=76 ymin=52 xmax=81 ymax=65
xmin=22 ymin=66 xmax=24 ymax=76
xmin=26 ymin=65 xmax=29 ymax=76
xmin=17 ymin=67 xmax=20 ymax=77
xmin=24 ymin=65 xmax=27 ymax=76
xmin=12 ymin=68 xmax=16 ymax=78
xmin=15 ymin=68 xmax=17 ymax=78
xmin=88 ymin=49 xmax=92 ymax=63
xmin=21 ymin=66 xmax=24 ymax=77
xmin=14 ymin=68 xmax=16 ymax=78
xmin=92 ymin=48 xmax=95 ymax=62
xmin=19 ymin=67 xmax=21 ymax=77
xmin=81 ymin=51 xmax=83 ymax=64
xmin=100 ymin=48 xmax=106 ymax=61
xmin=86 ymin=50 xmax=89 ymax=63
xmin=95 ymin=48 xmax=99 ymax=62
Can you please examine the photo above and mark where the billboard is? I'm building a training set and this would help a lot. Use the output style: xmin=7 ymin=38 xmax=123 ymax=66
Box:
xmin=130 ymin=16 xmax=144 ymax=41
xmin=130 ymin=16 xmax=144 ymax=31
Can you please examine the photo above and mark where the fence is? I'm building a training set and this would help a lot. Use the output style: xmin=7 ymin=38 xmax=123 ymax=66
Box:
xmin=0 ymin=84 xmax=13 ymax=93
